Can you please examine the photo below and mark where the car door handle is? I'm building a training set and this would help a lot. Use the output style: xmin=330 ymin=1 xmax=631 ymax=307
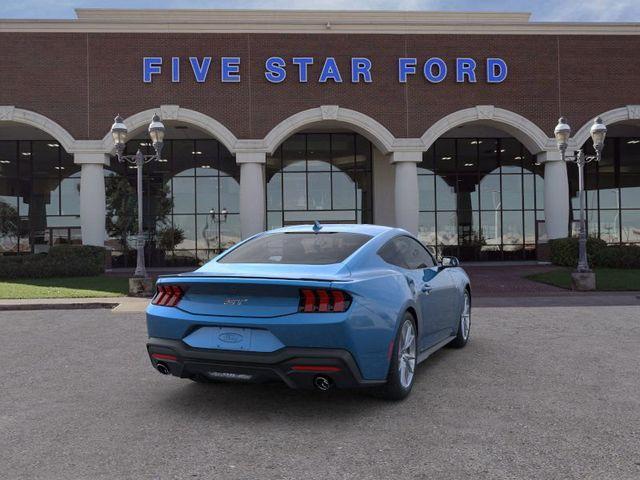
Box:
xmin=421 ymin=283 xmax=433 ymax=294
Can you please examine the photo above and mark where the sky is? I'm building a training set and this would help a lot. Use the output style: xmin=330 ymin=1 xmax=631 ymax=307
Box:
xmin=1 ymin=0 xmax=640 ymax=22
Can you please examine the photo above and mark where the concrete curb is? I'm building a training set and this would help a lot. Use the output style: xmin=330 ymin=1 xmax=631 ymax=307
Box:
xmin=0 ymin=296 xmax=150 ymax=312
xmin=1 ymin=294 xmax=638 ymax=313
xmin=0 ymin=302 xmax=120 ymax=311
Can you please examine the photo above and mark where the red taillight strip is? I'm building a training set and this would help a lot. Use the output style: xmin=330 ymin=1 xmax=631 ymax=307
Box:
xmin=165 ymin=285 xmax=183 ymax=307
xmin=152 ymin=285 xmax=185 ymax=307
xmin=301 ymin=289 xmax=316 ymax=312
xmin=291 ymin=365 xmax=341 ymax=373
xmin=298 ymin=288 xmax=351 ymax=313
xmin=317 ymin=289 xmax=330 ymax=312
xmin=151 ymin=353 xmax=177 ymax=362
xmin=331 ymin=290 xmax=346 ymax=312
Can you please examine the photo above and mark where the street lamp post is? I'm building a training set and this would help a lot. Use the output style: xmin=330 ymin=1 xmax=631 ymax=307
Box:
xmin=553 ymin=116 xmax=607 ymax=280
xmin=202 ymin=207 xmax=229 ymax=255
xmin=110 ymin=114 xmax=166 ymax=279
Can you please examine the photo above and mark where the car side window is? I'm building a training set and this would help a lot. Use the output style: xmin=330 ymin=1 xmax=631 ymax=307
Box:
xmin=378 ymin=236 xmax=436 ymax=270
xmin=397 ymin=236 xmax=436 ymax=270
xmin=377 ymin=238 xmax=409 ymax=269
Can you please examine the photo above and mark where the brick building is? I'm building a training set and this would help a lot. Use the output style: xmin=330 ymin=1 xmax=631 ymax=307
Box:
xmin=1 ymin=9 xmax=639 ymax=264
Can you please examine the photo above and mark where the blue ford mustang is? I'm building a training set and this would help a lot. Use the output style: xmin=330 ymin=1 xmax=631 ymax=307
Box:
xmin=146 ymin=224 xmax=471 ymax=399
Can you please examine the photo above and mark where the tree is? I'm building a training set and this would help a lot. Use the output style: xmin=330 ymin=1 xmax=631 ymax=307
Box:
xmin=105 ymin=175 xmax=172 ymax=252
xmin=0 ymin=201 xmax=21 ymax=249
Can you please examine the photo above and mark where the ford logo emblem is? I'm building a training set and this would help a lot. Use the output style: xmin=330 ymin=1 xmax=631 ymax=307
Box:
xmin=218 ymin=332 xmax=243 ymax=343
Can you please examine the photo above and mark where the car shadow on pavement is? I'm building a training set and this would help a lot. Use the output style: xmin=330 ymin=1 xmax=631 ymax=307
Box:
xmin=151 ymin=348 xmax=454 ymax=421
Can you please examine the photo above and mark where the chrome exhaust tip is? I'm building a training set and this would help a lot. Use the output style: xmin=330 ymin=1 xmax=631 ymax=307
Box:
xmin=156 ymin=363 xmax=170 ymax=375
xmin=313 ymin=375 xmax=332 ymax=391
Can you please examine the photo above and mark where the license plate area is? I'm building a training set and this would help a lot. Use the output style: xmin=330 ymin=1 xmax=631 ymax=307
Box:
xmin=182 ymin=326 xmax=284 ymax=352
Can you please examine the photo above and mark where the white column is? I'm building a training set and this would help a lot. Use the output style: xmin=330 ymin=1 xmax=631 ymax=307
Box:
xmin=75 ymin=153 xmax=109 ymax=246
xmin=391 ymin=151 xmax=421 ymax=235
xmin=237 ymin=151 xmax=266 ymax=239
xmin=539 ymin=151 xmax=569 ymax=239
xmin=373 ymin=147 xmax=395 ymax=226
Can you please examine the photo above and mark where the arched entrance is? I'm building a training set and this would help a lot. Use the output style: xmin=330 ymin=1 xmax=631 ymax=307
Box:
xmin=570 ymin=109 xmax=640 ymax=245
xmin=0 ymin=112 xmax=79 ymax=254
xmin=418 ymin=107 xmax=552 ymax=260
xmin=265 ymin=130 xmax=374 ymax=229
xmin=262 ymin=106 xmax=395 ymax=230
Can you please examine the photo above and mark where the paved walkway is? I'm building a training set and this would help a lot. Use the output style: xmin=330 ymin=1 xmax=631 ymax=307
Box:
xmin=464 ymin=264 xmax=566 ymax=297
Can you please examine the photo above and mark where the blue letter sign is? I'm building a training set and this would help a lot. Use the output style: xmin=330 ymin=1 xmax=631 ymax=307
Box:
xmin=487 ymin=58 xmax=508 ymax=83
xmin=351 ymin=58 xmax=372 ymax=83
xmin=456 ymin=58 xmax=477 ymax=83
xmin=265 ymin=57 xmax=287 ymax=83
xmin=142 ymin=56 xmax=508 ymax=84
xmin=221 ymin=57 xmax=241 ymax=82
xmin=143 ymin=57 xmax=162 ymax=83
xmin=319 ymin=57 xmax=343 ymax=83
xmin=424 ymin=57 xmax=447 ymax=83
xmin=171 ymin=57 xmax=180 ymax=83
xmin=292 ymin=57 xmax=314 ymax=82
xmin=398 ymin=58 xmax=417 ymax=83
xmin=189 ymin=57 xmax=211 ymax=83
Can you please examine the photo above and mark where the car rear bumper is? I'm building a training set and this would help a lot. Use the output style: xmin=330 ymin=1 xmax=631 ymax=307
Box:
xmin=147 ymin=337 xmax=386 ymax=390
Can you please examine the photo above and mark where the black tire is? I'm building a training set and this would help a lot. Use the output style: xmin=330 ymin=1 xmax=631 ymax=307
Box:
xmin=376 ymin=312 xmax=418 ymax=401
xmin=449 ymin=288 xmax=471 ymax=349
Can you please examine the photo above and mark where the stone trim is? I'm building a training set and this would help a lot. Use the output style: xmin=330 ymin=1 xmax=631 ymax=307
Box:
xmin=571 ymin=105 xmax=640 ymax=148
xmin=2 ymin=10 xmax=640 ymax=35
xmin=421 ymin=105 xmax=554 ymax=154
xmin=263 ymin=106 xmax=397 ymax=155
xmin=0 ymin=106 xmax=76 ymax=153
xmin=100 ymin=105 xmax=239 ymax=154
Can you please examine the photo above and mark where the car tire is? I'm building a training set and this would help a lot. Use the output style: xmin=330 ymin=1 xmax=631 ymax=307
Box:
xmin=449 ymin=288 xmax=471 ymax=349
xmin=376 ymin=312 xmax=418 ymax=401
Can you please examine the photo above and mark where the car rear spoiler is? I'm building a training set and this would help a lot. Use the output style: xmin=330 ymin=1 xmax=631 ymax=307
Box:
xmin=156 ymin=274 xmax=351 ymax=286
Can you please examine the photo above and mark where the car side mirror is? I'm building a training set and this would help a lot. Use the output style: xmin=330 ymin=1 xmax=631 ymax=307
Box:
xmin=441 ymin=256 xmax=460 ymax=268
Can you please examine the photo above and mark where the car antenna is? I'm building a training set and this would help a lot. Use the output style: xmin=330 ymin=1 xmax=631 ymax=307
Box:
xmin=312 ymin=220 xmax=322 ymax=233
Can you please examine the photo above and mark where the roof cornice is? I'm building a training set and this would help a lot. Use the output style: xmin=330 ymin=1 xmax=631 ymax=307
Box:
xmin=0 ymin=9 xmax=639 ymax=35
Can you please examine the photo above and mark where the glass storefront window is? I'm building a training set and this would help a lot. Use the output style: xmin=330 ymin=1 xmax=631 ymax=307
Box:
xmin=106 ymin=138 xmax=239 ymax=267
xmin=0 ymin=140 xmax=79 ymax=254
xmin=621 ymin=210 xmax=640 ymax=243
xmin=266 ymin=133 xmax=372 ymax=226
xmin=418 ymin=174 xmax=435 ymax=211
xmin=568 ymin=136 xmax=640 ymax=245
xmin=419 ymin=136 xmax=545 ymax=260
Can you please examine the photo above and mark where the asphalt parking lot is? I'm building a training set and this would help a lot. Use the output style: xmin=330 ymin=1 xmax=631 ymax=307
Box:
xmin=1 ymin=305 xmax=639 ymax=480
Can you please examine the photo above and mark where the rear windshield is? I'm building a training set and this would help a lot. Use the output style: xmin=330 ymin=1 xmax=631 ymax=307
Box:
xmin=218 ymin=232 xmax=372 ymax=265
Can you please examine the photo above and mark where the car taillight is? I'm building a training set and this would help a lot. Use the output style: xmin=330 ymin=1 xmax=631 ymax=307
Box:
xmin=299 ymin=289 xmax=352 ymax=313
xmin=151 ymin=285 xmax=185 ymax=307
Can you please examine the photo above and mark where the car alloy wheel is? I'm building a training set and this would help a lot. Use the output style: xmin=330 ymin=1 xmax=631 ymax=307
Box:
xmin=461 ymin=291 xmax=470 ymax=341
xmin=398 ymin=319 xmax=417 ymax=389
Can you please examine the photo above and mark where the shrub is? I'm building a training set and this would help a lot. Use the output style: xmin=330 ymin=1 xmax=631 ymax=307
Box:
xmin=593 ymin=245 xmax=640 ymax=268
xmin=550 ymin=237 xmax=640 ymax=269
xmin=156 ymin=226 xmax=185 ymax=252
xmin=0 ymin=245 xmax=106 ymax=279
xmin=549 ymin=237 xmax=607 ymax=267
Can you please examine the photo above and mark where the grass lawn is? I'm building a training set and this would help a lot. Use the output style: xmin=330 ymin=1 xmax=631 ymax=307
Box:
xmin=526 ymin=268 xmax=640 ymax=291
xmin=0 ymin=276 xmax=129 ymax=299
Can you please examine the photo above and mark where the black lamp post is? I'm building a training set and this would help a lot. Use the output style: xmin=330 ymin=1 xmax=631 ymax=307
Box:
xmin=554 ymin=116 xmax=607 ymax=274
xmin=110 ymin=114 xmax=166 ymax=278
